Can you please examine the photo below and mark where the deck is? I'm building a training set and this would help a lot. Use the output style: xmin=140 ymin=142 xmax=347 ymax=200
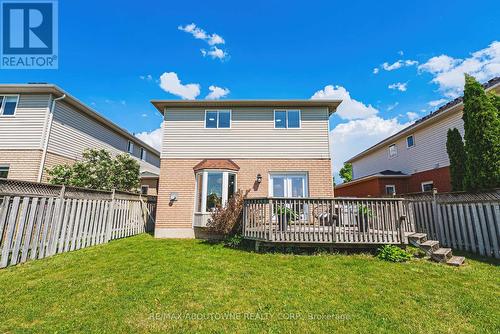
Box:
xmin=243 ymin=197 xmax=416 ymax=246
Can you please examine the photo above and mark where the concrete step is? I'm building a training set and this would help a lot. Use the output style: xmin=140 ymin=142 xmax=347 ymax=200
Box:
xmin=431 ymin=248 xmax=453 ymax=263
xmin=408 ymin=233 xmax=427 ymax=246
xmin=447 ymin=256 xmax=466 ymax=267
xmin=420 ymin=240 xmax=440 ymax=253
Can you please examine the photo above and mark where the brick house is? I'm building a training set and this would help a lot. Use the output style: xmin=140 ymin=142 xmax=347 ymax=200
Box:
xmin=335 ymin=77 xmax=500 ymax=197
xmin=150 ymin=100 xmax=340 ymax=238
xmin=0 ymin=84 xmax=160 ymax=195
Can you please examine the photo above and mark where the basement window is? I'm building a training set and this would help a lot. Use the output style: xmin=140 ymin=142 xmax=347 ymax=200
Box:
xmin=385 ymin=185 xmax=396 ymax=195
xmin=421 ymin=181 xmax=433 ymax=192
xmin=0 ymin=165 xmax=9 ymax=178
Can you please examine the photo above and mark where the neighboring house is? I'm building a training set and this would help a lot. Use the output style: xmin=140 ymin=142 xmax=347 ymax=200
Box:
xmin=150 ymin=100 xmax=340 ymax=238
xmin=335 ymin=77 xmax=500 ymax=197
xmin=0 ymin=84 xmax=160 ymax=194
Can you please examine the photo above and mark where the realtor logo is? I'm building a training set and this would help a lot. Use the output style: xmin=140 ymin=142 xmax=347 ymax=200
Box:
xmin=1 ymin=0 xmax=58 ymax=69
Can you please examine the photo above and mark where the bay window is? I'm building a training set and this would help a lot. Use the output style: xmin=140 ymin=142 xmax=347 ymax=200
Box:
xmin=195 ymin=170 xmax=237 ymax=213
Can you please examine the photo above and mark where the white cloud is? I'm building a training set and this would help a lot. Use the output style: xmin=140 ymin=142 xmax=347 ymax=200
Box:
xmin=375 ymin=59 xmax=419 ymax=73
xmin=201 ymin=46 xmax=228 ymax=60
xmin=141 ymin=113 xmax=148 ymax=118
xmin=406 ymin=111 xmax=419 ymax=121
xmin=136 ymin=123 xmax=163 ymax=152
xmin=140 ymin=74 xmax=153 ymax=81
xmin=418 ymin=41 xmax=500 ymax=97
xmin=330 ymin=117 xmax=410 ymax=174
xmin=387 ymin=102 xmax=399 ymax=111
xmin=205 ymin=85 xmax=230 ymax=100
xmin=159 ymin=72 xmax=200 ymax=100
xmin=428 ymin=98 xmax=447 ymax=107
xmin=311 ymin=85 xmax=378 ymax=120
xmin=178 ymin=23 xmax=229 ymax=60
xmin=177 ymin=23 xmax=225 ymax=45
xmin=388 ymin=82 xmax=408 ymax=92
xmin=398 ymin=50 xmax=404 ymax=56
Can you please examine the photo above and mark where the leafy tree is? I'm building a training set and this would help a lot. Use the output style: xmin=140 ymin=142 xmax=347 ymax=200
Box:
xmin=339 ymin=163 xmax=353 ymax=183
xmin=446 ymin=128 xmax=466 ymax=191
xmin=47 ymin=149 xmax=140 ymax=192
xmin=462 ymin=74 xmax=500 ymax=190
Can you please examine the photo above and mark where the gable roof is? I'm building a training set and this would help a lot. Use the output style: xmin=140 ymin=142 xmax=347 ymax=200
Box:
xmin=151 ymin=100 xmax=341 ymax=116
xmin=0 ymin=83 xmax=160 ymax=157
xmin=346 ymin=76 xmax=500 ymax=163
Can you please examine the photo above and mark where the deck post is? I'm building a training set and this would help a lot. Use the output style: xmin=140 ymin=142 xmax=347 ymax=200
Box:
xmin=268 ymin=199 xmax=273 ymax=242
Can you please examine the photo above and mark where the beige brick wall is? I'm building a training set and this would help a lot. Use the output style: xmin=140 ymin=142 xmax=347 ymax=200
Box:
xmin=41 ymin=151 xmax=77 ymax=182
xmin=0 ymin=149 xmax=43 ymax=182
xmin=140 ymin=178 xmax=158 ymax=196
xmin=156 ymin=158 xmax=333 ymax=236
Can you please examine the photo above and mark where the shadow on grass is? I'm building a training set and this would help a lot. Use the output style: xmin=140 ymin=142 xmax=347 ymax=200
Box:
xmin=452 ymin=250 xmax=500 ymax=266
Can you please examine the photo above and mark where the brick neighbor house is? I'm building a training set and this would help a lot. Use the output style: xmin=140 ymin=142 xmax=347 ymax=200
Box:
xmin=335 ymin=77 xmax=500 ymax=197
xmin=0 ymin=84 xmax=160 ymax=195
xmin=150 ymin=100 xmax=340 ymax=238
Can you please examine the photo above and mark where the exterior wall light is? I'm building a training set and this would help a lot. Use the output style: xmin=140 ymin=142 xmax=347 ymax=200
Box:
xmin=256 ymin=174 xmax=263 ymax=183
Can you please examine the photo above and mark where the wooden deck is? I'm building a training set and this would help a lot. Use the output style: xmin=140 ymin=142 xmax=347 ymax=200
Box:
xmin=243 ymin=197 xmax=416 ymax=245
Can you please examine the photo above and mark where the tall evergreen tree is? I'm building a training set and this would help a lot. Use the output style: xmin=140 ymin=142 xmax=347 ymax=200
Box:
xmin=462 ymin=74 xmax=500 ymax=190
xmin=446 ymin=128 xmax=466 ymax=191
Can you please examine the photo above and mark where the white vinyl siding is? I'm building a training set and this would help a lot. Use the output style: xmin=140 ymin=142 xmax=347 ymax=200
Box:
xmin=48 ymin=101 xmax=160 ymax=174
xmin=352 ymin=107 xmax=464 ymax=179
xmin=0 ymin=94 xmax=50 ymax=149
xmin=162 ymin=107 xmax=330 ymax=159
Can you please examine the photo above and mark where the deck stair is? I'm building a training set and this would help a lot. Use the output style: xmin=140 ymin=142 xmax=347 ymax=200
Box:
xmin=408 ymin=233 xmax=465 ymax=266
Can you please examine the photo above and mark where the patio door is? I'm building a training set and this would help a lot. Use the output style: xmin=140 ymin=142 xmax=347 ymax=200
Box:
xmin=269 ymin=173 xmax=308 ymax=198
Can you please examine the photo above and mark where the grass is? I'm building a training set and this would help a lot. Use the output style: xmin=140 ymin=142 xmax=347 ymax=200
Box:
xmin=0 ymin=234 xmax=499 ymax=333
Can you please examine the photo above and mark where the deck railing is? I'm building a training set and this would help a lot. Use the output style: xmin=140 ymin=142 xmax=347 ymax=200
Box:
xmin=243 ymin=197 xmax=415 ymax=244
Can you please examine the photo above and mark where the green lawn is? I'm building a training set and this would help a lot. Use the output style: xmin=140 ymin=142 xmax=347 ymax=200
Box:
xmin=0 ymin=234 xmax=499 ymax=333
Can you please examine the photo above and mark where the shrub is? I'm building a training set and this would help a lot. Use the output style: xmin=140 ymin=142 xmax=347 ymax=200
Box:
xmin=224 ymin=234 xmax=243 ymax=248
xmin=377 ymin=245 xmax=412 ymax=262
xmin=207 ymin=190 xmax=249 ymax=236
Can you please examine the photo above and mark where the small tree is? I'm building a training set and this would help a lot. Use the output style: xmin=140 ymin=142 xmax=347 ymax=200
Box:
xmin=446 ymin=128 xmax=466 ymax=191
xmin=46 ymin=149 xmax=141 ymax=192
xmin=339 ymin=163 xmax=353 ymax=183
xmin=207 ymin=190 xmax=249 ymax=236
xmin=462 ymin=74 xmax=500 ymax=190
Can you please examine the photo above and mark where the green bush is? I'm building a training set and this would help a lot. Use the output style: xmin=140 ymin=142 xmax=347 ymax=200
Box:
xmin=377 ymin=245 xmax=412 ymax=262
xmin=224 ymin=234 xmax=243 ymax=248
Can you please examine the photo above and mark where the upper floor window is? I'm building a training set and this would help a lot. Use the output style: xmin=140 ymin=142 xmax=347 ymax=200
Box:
xmin=205 ymin=110 xmax=231 ymax=128
xmin=0 ymin=95 xmax=19 ymax=116
xmin=0 ymin=165 xmax=9 ymax=178
xmin=388 ymin=144 xmax=398 ymax=158
xmin=127 ymin=141 xmax=134 ymax=154
xmin=406 ymin=135 xmax=415 ymax=148
xmin=274 ymin=110 xmax=300 ymax=128
xmin=140 ymin=148 xmax=146 ymax=161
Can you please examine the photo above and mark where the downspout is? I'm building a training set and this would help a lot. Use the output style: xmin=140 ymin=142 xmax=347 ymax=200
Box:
xmin=37 ymin=93 xmax=66 ymax=182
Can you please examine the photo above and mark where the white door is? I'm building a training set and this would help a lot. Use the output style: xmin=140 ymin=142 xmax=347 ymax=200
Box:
xmin=269 ymin=173 xmax=308 ymax=198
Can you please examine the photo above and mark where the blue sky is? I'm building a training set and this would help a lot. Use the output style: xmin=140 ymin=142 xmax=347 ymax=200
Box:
xmin=2 ymin=0 xmax=499 ymax=176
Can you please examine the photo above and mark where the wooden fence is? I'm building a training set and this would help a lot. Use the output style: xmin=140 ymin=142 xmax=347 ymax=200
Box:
xmin=405 ymin=190 xmax=500 ymax=258
xmin=0 ymin=179 xmax=150 ymax=268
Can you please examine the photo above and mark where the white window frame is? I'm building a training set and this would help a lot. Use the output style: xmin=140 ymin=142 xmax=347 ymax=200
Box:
xmin=388 ymin=144 xmax=398 ymax=158
xmin=140 ymin=185 xmax=149 ymax=195
xmin=273 ymin=109 xmax=301 ymax=129
xmin=140 ymin=147 xmax=146 ymax=161
xmin=268 ymin=172 xmax=308 ymax=197
xmin=204 ymin=110 xmax=232 ymax=129
xmin=127 ymin=141 xmax=134 ymax=154
xmin=194 ymin=170 xmax=237 ymax=213
xmin=406 ymin=135 xmax=415 ymax=148
xmin=385 ymin=185 xmax=396 ymax=195
xmin=421 ymin=181 xmax=434 ymax=192
xmin=0 ymin=95 xmax=19 ymax=117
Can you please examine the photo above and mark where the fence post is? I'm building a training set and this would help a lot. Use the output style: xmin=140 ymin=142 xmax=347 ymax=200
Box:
xmin=48 ymin=185 xmax=66 ymax=256
xmin=398 ymin=200 xmax=406 ymax=245
xmin=432 ymin=188 xmax=444 ymax=244
xmin=105 ymin=189 xmax=116 ymax=242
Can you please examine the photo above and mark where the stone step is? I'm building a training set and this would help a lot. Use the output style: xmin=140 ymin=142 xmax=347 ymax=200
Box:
xmin=431 ymin=248 xmax=453 ymax=263
xmin=420 ymin=240 xmax=440 ymax=253
xmin=408 ymin=233 xmax=427 ymax=245
xmin=446 ymin=256 xmax=466 ymax=267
